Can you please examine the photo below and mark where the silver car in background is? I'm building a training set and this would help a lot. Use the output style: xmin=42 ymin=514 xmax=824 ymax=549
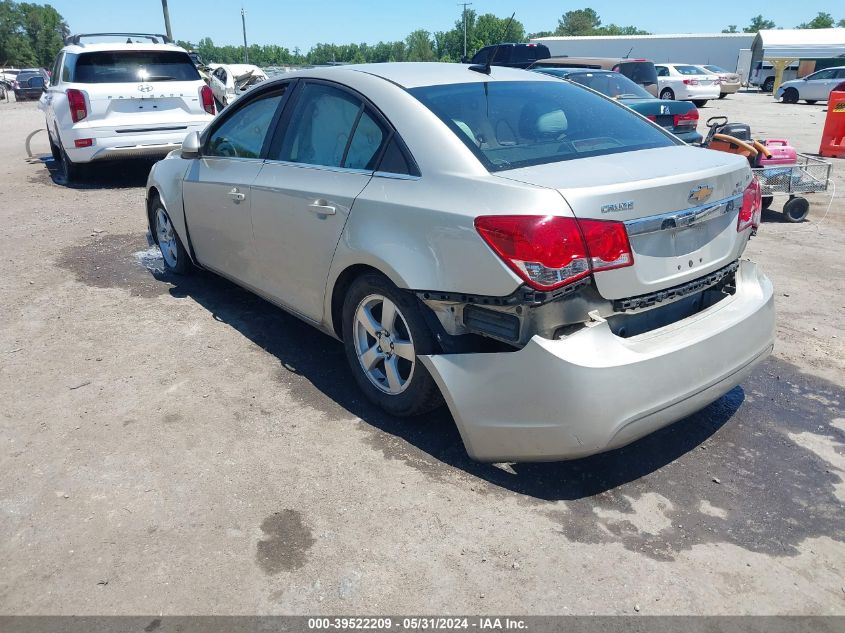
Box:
xmin=146 ymin=63 xmax=774 ymax=462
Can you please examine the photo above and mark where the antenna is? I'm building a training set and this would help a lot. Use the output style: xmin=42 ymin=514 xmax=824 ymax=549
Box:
xmin=469 ymin=11 xmax=516 ymax=75
xmin=241 ymin=7 xmax=249 ymax=64
xmin=624 ymin=46 xmax=634 ymax=58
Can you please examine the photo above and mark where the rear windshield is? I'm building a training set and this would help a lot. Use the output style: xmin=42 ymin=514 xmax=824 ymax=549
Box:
xmin=70 ymin=51 xmax=200 ymax=83
xmin=409 ymin=80 xmax=676 ymax=172
xmin=674 ymin=65 xmax=706 ymax=75
xmin=613 ymin=61 xmax=657 ymax=85
xmin=567 ymin=72 xmax=653 ymax=99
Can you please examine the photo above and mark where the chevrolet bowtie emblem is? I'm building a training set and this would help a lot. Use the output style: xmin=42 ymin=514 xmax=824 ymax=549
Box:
xmin=688 ymin=185 xmax=714 ymax=204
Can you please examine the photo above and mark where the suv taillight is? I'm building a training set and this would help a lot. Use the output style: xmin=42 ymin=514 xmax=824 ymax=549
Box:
xmin=673 ymin=109 xmax=698 ymax=129
xmin=200 ymin=84 xmax=215 ymax=115
xmin=66 ymin=88 xmax=87 ymax=123
xmin=474 ymin=215 xmax=633 ymax=291
xmin=738 ymin=178 xmax=762 ymax=232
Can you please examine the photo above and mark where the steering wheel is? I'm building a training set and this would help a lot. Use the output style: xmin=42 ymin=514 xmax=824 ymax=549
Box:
xmin=706 ymin=115 xmax=728 ymax=128
xmin=213 ymin=138 xmax=240 ymax=158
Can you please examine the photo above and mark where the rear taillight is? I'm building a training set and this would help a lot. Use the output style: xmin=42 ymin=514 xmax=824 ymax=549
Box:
xmin=66 ymin=88 xmax=87 ymax=123
xmin=738 ymin=178 xmax=762 ymax=232
xmin=682 ymin=79 xmax=700 ymax=85
xmin=673 ymin=109 xmax=698 ymax=129
xmin=200 ymin=84 xmax=215 ymax=115
xmin=646 ymin=114 xmax=657 ymax=121
xmin=474 ymin=215 xmax=633 ymax=291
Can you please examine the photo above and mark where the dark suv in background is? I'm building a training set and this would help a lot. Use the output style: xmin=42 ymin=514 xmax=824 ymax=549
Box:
xmin=13 ymin=68 xmax=49 ymax=100
xmin=466 ymin=43 xmax=551 ymax=68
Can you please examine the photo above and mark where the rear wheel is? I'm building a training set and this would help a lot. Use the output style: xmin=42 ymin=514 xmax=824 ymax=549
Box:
xmin=783 ymin=196 xmax=809 ymax=223
xmin=762 ymin=77 xmax=775 ymax=93
xmin=761 ymin=195 xmax=774 ymax=210
xmin=48 ymin=133 xmax=61 ymax=162
xmin=342 ymin=273 xmax=442 ymax=417
xmin=782 ymin=88 xmax=799 ymax=104
xmin=692 ymin=99 xmax=708 ymax=107
xmin=805 ymin=100 xmax=817 ymax=105
xmin=59 ymin=146 xmax=83 ymax=183
xmin=152 ymin=200 xmax=192 ymax=274
xmin=660 ymin=88 xmax=674 ymax=100
xmin=719 ymin=92 xmax=728 ymax=99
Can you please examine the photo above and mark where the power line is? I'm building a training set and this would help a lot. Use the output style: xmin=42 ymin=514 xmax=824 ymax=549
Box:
xmin=457 ymin=2 xmax=473 ymax=60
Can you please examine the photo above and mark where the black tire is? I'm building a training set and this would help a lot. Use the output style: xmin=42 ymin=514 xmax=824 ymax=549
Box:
xmin=342 ymin=273 xmax=443 ymax=417
xmin=719 ymin=92 xmax=728 ymax=99
xmin=692 ymin=99 xmax=708 ymax=108
xmin=659 ymin=88 xmax=674 ymax=100
xmin=762 ymin=77 xmax=775 ymax=93
xmin=214 ymin=96 xmax=224 ymax=111
xmin=761 ymin=195 xmax=773 ymax=210
xmin=782 ymin=88 xmax=799 ymax=104
xmin=48 ymin=132 xmax=61 ymax=162
xmin=806 ymin=100 xmax=817 ymax=105
xmin=783 ymin=197 xmax=809 ymax=223
xmin=59 ymin=146 xmax=83 ymax=183
xmin=150 ymin=197 xmax=193 ymax=274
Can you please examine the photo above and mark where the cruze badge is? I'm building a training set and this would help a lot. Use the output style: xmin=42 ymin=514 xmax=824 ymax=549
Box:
xmin=137 ymin=84 xmax=153 ymax=93
xmin=601 ymin=200 xmax=634 ymax=213
xmin=688 ymin=184 xmax=714 ymax=204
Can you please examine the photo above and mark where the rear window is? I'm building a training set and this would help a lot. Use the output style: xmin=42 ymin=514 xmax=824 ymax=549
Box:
xmin=613 ymin=61 xmax=657 ymax=85
xmin=674 ymin=65 xmax=706 ymax=75
xmin=409 ymin=80 xmax=676 ymax=172
xmin=70 ymin=51 xmax=200 ymax=83
xmin=512 ymin=46 xmax=546 ymax=63
xmin=568 ymin=72 xmax=653 ymax=99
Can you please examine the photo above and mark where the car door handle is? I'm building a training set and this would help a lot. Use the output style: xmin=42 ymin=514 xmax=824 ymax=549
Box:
xmin=308 ymin=201 xmax=336 ymax=215
xmin=228 ymin=187 xmax=246 ymax=202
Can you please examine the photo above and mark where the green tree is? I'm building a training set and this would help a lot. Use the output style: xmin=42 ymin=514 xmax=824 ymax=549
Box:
xmin=797 ymin=12 xmax=835 ymax=28
xmin=744 ymin=15 xmax=776 ymax=32
xmin=405 ymin=29 xmax=435 ymax=61
xmin=722 ymin=25 xmax=738 ymax=33
xmin=0 ymin=0 xmax=67 ymax=67
xmin=556 ymin=8 xmax=602 ymax=36
xmin=839 ymin=18 xmax=845 ymax=27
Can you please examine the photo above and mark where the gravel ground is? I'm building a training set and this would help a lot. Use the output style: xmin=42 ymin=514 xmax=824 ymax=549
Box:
xmin=0 ymin=91 xmax=843 ymax=616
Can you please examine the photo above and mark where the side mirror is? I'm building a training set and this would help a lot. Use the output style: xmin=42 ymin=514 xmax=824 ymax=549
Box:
xmin=181 ymin=131 xmax=201 ymax=159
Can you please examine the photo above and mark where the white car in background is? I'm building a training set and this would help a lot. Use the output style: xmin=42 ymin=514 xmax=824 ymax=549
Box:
xmin=209 ymin=64 xmax=268 ymax=109
xmin=699 ymin=65 xmax=741 ymax=98
xmin=655 ymin=63 xmax=720 ymax=107
xmin=775 ymin=66 xmax=845 ymax=104
xmin=40 ymin=33 xmax=215 ymax=182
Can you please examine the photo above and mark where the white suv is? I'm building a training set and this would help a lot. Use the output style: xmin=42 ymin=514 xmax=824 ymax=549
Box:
xmin=40 ymin=33 xmax=215 ymax=181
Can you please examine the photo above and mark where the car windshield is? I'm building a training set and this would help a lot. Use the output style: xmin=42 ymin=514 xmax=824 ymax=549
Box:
xmin=409 ymin=80 xmax=676 ymax=172
xmin=71 ymin=51 xmax=200 ymax=83
xmin=674 ymin=65 xmax=707 ymax=75
xmin=566 ymin=72 xmax=653 ymax=99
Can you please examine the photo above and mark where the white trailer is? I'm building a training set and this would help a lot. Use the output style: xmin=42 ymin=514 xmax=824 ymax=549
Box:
xmin=531 ymin=33 xmax=755 ymax=73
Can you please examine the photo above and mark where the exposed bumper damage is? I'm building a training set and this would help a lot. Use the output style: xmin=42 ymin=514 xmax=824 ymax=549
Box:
xmin=419 ymin=260 xmax=774 ymax=462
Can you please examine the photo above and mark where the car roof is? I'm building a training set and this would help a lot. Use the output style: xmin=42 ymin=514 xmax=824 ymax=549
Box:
xmin=61 ymin=41 xmax=189 ymax=55
xmin=536 ymin=67 xmax=613 ymax=75
xmin=291 ymin=62 xmax=558 ymax=89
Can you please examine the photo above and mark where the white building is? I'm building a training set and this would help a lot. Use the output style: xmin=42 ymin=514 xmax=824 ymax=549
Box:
xmin=530 ymin=33 xmax=755 ymax=73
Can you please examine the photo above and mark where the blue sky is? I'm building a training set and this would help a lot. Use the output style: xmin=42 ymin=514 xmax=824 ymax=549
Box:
xmin=47 ymin=0 xmax=843 ymax=51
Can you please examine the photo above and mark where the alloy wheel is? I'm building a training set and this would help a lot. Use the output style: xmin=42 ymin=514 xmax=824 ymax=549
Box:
xmin=353 ymin=294 xmax=416 ymax=395
xmin=155 ymin=207 xmax=179 ymax=269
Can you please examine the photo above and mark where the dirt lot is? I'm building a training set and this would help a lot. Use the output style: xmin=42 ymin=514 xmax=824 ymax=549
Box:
xmin=1 ymin=92 xmax=843 ymax=615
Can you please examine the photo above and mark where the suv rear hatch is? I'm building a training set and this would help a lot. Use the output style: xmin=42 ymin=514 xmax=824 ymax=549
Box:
xmin=68 ymin=49 xmax=209 ymax=131
xmin=496 ymin=145 xmax=753 ymax=300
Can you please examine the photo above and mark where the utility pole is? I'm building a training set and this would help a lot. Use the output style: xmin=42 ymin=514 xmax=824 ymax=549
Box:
xmin=241 ymin=7 xmax=249 ymax=63
xmin=161 ymin=0 xmax=173 ymax=41
xmin=458 ymin=2 xmax=472 ymax=60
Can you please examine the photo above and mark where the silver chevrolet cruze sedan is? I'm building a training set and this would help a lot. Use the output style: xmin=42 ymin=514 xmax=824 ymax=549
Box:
xmin=146 ymin=63 xmax=774 ymax=462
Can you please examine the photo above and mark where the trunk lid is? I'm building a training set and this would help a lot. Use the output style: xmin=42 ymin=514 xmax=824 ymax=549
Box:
xmin=495 ymin=145 xmax=752 ymax=300
xmin=83 ymin=80 xmax=205 ymax=129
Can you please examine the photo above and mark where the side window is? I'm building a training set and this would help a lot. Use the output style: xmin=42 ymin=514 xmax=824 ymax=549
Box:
xmin=377 ymin=137 xmax=416 ymax=176
xmin=276 ymin=83 xmax=362 ymax=168
xmin=205 ymin=90 xmax=284 ymax=158
xmin=471 ymin=48 xmax=491 ymax=65
xmin=812 ymin=69 xmax=834 ymax=80
xmin=61 ymin=53 xmax=75 ymax=82
xmin=493 ymin=47 xmax=510 ymax=63
xmin=51 ymin=53 xmax=63 ymax=85
xmin=836 ymin=69 xmax=845 ymax=79
xmin=656 ymin=66 xmax=669 ymax=77
xmin=344 ymin=109 xmax=385 ymax=170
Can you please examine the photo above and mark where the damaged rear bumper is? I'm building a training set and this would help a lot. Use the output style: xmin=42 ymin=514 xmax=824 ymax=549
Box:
xmin=420 ymin=260 xmax=774 ymax=462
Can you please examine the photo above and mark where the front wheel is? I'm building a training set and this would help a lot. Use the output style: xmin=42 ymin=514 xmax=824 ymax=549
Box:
xmin=762 ymin=78 xmax=775 ymax=93
xmin=659 ymin=88 xmax=674 ymax=100
xmin=719 ymin=93 xmax=728 ymax=99
xmin=692 ymin=99 xmax=708 ymax=108
xmin=342 ymin=273 xmax=442 ymax=417
xmin=782 ymin=88 xmax=799 ymax=104
xmin=805 ymin=100 xmax=817 ymax=105
xmin=153 ymin=201 xmax=192 ymax=274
